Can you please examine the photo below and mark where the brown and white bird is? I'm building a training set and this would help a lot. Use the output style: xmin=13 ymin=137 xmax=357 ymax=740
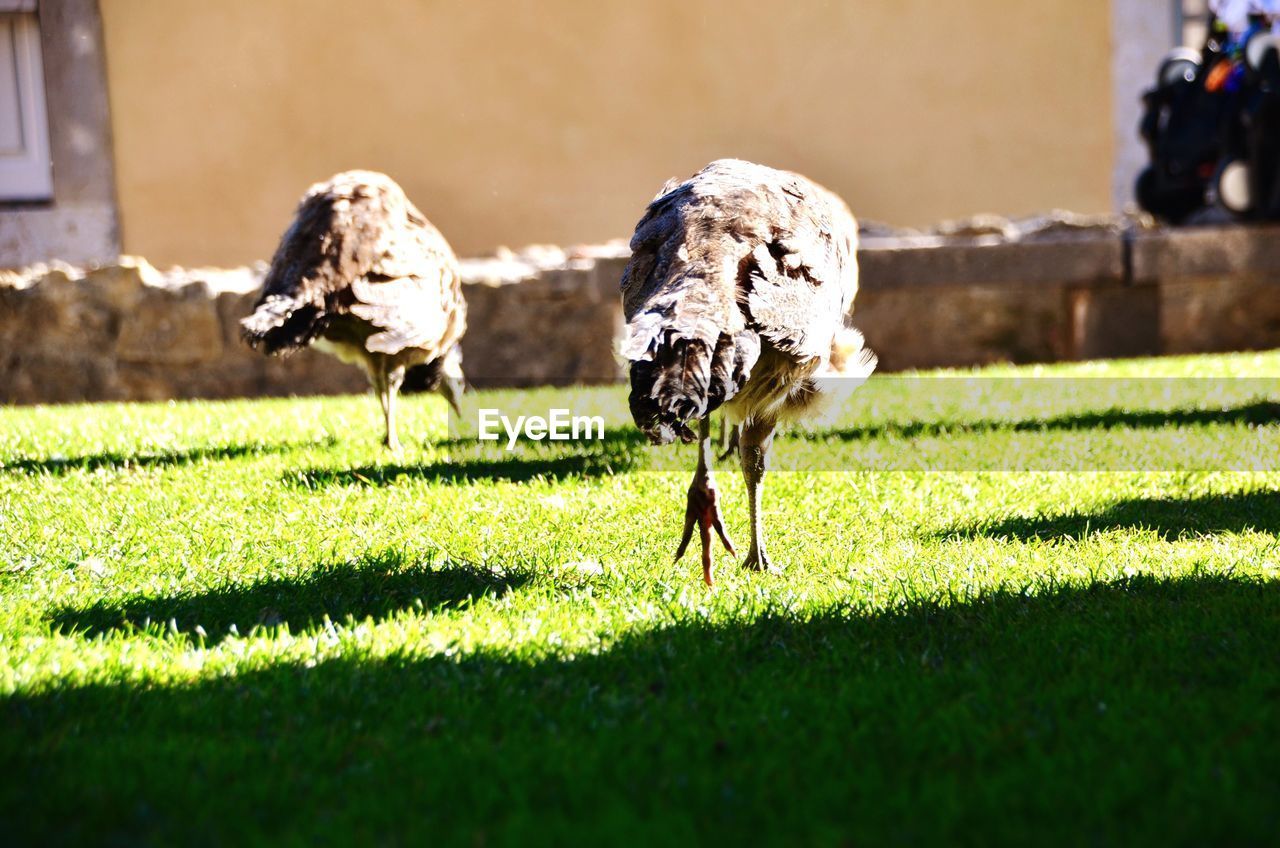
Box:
xmin=241 ymin=171 xmax=467 ymax=451
xmin=621 ymin=159 xmax=876 ymax=585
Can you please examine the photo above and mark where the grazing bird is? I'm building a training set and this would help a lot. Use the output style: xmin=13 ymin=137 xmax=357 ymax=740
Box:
xmin=241 ymin=171 xmax=467 ymax=451
xmin=621 ymin=159 xmax=876 ymax=585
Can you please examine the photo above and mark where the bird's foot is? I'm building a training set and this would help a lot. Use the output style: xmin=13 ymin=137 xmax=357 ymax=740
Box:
xmin=742 ymin=545 xmax=781 ymax=574
xmin=675 ymin=473 xmax=736 ymax=586
xmin=383 ymin=435 xmax=402 ymax=454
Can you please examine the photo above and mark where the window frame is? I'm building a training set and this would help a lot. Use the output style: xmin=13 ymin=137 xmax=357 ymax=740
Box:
xmin=0 ymin=9 xmax=54 ymax=202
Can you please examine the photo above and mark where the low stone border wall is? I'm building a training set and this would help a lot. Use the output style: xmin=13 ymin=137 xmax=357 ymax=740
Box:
xmin=0 ymin=246 xmax=633 ymax=404
xmin=3 ymin=222 xmax=1280 ymax=405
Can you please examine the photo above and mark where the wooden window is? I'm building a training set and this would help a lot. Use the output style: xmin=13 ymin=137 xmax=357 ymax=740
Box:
xmin=0 ymin=6 xmax=52 ymax=201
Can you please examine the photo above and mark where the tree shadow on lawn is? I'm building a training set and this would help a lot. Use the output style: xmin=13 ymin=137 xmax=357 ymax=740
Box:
xmin=289 ymin=453 xmax=634 ymax=489
xmin=433 ymin=427 xmax=651 ymax=451
xmin=943 ymin=489 xmax=1280 ymax=542
xmin=0 ymin=439 xmax=334 ymax=476
xmin=289 ymin=435 xmax=644 ymax=489
xmin=7 ymin=573 xmax=1280 ymax=845
xmin=818 ymin=399 xmax=1280 ymax=443
xmin=47 ymin=551 xmax=528 ymax=643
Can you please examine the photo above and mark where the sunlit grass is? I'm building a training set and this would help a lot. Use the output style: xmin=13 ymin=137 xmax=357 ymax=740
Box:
xmin=3 ymin=351 xmax=1280 ymax=844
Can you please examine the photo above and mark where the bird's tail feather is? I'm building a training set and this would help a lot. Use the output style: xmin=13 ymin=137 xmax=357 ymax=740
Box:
xmin=239 ymin=294 xmax=326 ymax=355
xmin=825 ymin=327 xmax=878 ymax=380
xmin=803 ymin=326 xmax=878 ymax=429
xmin=628 ymin=329 xmax=761 ymax=444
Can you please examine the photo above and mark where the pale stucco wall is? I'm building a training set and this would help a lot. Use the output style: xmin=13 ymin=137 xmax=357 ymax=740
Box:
xmin=97 ymin=0 xmax=1116 ymax=267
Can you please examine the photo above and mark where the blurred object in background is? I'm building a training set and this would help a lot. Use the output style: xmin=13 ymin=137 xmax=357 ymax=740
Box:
xmin=1208 ymin=0 xmax=1280 ymax=33
xmin=1137 ymin=0 xmax=1280 ymax=222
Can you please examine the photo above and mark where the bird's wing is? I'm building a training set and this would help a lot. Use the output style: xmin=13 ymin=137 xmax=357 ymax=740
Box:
xmin=251 ymin=172 xmax=466 ymax=358
xmin=256 ymin=172 xmax=399 ymax=308
xmin=622 ymin=159 xmax=858 ymax=365
xmin=620 ymin=160 xmax=860 ymax=440
xmin=736 ymin=170 xmax=859 ymax=362
xmin=350 ymin=204 xmax=467 ymax=356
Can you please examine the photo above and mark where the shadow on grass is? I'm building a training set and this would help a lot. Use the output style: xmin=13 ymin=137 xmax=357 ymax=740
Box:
xmin=288 ymin=449 xmax=638 ymax=489
xmin=6 ymin=574 xmax=1280 ymax=844
xmin=819 ymin=400 xmax=1280 ymax=443
xmin=0 ymin=439 xmax=334 ymax=476
xmin=48 ymin=551 xmax=527 ymax=642
xmin=435 ymin=427 xmax=651 ymax=451
xmin=943 ymin=489 xmax=1280 ymax=541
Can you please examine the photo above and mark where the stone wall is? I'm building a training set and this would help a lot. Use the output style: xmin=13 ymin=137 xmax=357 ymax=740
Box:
xmin=855 ymin=224 xmax=1126 ymax=370
xmin=0 ymin=246 xmax=633 ymax=405
xmin=856 ymin=222 xmax=1280 ymax=370
xmin=458 ymin=245 xmax=627 ymax=388
xmin=4 ymin=222 xmax=1280 ymax=405
xmin=0 ymin=259 xmax=361 ymax=404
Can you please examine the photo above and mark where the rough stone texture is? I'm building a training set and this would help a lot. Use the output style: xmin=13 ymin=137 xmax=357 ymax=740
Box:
xmin=0 ymin=258 xmax=366 ymax=404
xmin=852 ymin=213 xmax=1148 ymax=370
xmin=1131 ymin=224 xmax=1280 ymax=281
xmin=859 ymin=235 xmax=1124 ymax=290
xmin=5 ymin=224 xmax=1280 ymax=405
xmin=1160 ymin=275 xmax=1280 ymax=354
xmin=854 ymin=283 xmax=1073 ymax=371
xmin=459 ymin=247 xmax=627 ymax=387
xmin=1067 ymin=284 xmax=1162 ymax=361
xmin=0 ymin=247 xmax=632 ymax=405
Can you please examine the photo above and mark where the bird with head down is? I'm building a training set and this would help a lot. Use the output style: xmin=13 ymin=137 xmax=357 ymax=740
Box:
xmin=240 ymin=171 xmax=467 ymax=451
xmin=621 ymin=159 xmax=876 ymax=585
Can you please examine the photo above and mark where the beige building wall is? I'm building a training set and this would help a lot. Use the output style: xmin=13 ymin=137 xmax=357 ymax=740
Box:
xmin=98 ymin=0 xmax=1115 ymax=267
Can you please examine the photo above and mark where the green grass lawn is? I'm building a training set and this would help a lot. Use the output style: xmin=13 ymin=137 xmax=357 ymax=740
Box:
xmin=4 ymin=352 xmax=1280 ymax=845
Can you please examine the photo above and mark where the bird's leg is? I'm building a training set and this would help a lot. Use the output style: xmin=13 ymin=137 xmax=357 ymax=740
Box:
xmin=383 ymin=364 xmax=406 ymax=453
xmin=368 ymin=361 xmax=391 ymax=450
xmin=739 ymin=417 xmax=778 ymax=573
xmin=369 ymin=358 xmax=399 ymax=453
xmin=717 ymin=419 xmax=740 ymax=463
xmin=675 ymin=416 xmax=736 ymax=586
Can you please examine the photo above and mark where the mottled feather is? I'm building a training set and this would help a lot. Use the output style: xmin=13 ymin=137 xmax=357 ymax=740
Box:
xmin=240 ymin=170 xmax=466 ymax=362
xmin=620 ymin=159 xmax=869 ymax=443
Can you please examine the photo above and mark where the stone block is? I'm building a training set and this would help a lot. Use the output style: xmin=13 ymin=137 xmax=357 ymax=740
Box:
xmin=3 ymin=269 xmax=119 ymax=356
xmin=460 ymin=277 xmax=618 ymax=388
xmin=1130 ymin=224 xmax=1280 ymax=282
xmin=116 ymin=284 xmax=224 ymax=366
xmin=0 ymin=354 xmax=119 ymax=404
xmin=1160 ymin=274 xmax=1280 ymax=354
xmin=855 ymin=282 xmax=1071 ymax=371
xmin=1066 ymin=284 xmax=1160 ymax=360
xmin=859 ymin=234 xmax=1124 ymax=291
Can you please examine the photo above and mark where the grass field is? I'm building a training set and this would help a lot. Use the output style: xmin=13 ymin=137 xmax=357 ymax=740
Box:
xmin=3 ymin=352 xmax=1280 ymax=845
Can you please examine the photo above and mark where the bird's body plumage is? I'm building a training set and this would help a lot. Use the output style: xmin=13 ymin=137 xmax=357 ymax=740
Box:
xmin=622 ymin=158 xmax=871 ymax=444
xmin=620 ymin=159 xmax=875 ymax=583
xmin=241 ymin=171 xmax=466 ymax=449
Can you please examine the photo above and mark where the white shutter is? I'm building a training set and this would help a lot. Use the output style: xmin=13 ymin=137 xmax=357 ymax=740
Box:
xmin=0 ymin=13 xmax=52 ymax=200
